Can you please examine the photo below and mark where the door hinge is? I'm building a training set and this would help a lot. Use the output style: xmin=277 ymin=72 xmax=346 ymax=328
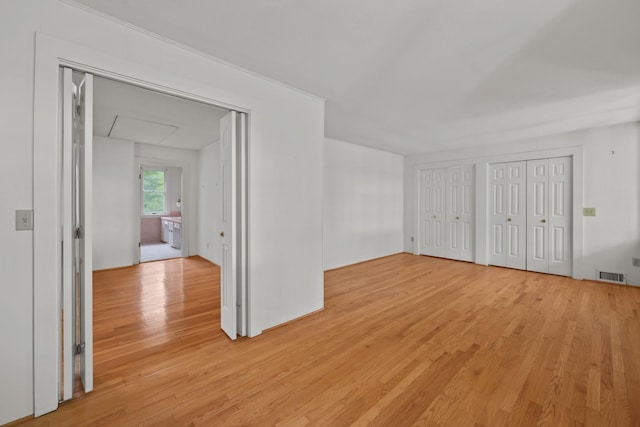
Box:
xmin=74 ymin=227 xmax=81 ymax=239
xmin=75 ymin=342 xmax=85 ymax=355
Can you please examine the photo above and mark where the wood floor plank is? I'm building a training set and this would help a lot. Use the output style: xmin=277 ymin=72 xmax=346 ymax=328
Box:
xmin=6 ymin=254 xmax=640 ymax=426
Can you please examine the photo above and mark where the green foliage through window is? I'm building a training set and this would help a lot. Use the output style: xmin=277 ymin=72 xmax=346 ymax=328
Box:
xmin=142 ymin=169 xmax=166 ymax=214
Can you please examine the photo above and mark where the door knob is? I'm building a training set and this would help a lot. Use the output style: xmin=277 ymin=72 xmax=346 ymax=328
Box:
xmin=432 ymin=215 xmax=436 ymax=219
xmin=507 ymin=218 xmax=512 ymax=222
xmin=541 ymin=219 xmax=546 ymax=223
xmin=220 ymin=231 xmax=224 ymax=237
xmin=456 ymin=216 xmax=460 ymax=220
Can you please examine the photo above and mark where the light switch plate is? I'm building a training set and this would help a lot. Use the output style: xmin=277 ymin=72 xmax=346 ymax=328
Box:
xmin=583 ymin=207 xmax=596 ymax=217
xmin=16 ymin=209 xmax=33 ymax=231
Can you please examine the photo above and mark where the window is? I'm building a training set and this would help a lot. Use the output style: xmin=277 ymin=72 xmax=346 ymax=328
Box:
xmin=142 ymin=168 xmax=167 ymax=214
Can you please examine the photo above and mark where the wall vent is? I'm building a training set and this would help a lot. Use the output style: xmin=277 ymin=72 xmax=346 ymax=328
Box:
xmin=598 ymin=271 xmax=626 ymax=284
xmin=633 ymin=258 xmax=640 ymax=267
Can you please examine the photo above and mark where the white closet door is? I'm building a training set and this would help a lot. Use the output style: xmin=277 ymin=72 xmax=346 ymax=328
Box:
xmin=445 ymin=167 xmax=462 ymax=260
xmin=444 ymin=165 xmax=474 ymax=261
xmin=76 ymin=72 xmax=94 ymax=393
xmin=220 ymin=111 xmax=237 ymax=340
xmin=505 ymin=162 xmax=527 ymax=269
xmin=459 ymin=166 xmax=474 ymax=261
xmin=489 ymin=162 xmax=526 ymax=269
xmin=548 ymin=157 xmax=572 ymax=276
xmin=489 ymin=163 xmax=507 ymax=266
xmin=419 ymin=169 xmax=434 ymax=255
xmin=419 ymin=168 xmax=445 ymax=257
xmin=61 ymin=68 xmax=94 ymax=400
xmin=526 ymin=157 xmax=572 ymax=274
xmin=432 ymin=169 xmax=446 ymax=257
xmin=527 ymin=159 xmax=550 ymax=273
xmin=420 ymin=165 xmax=474 ymax=263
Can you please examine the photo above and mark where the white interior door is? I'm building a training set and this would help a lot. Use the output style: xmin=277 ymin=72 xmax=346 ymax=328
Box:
xmin=505 ymin=162 xmax=527 ymax=269
xmin=61 ymin=68 xmax=93 ymax=400
xmin=527 ymin=159 xmax=550 ymax=273
xmin=459 ymin=165 xmax=474 ymax=262
xmin=444 ymin=166 xmax=474 ymax=261
xmin=445 ymin=167 xmax=462 ymax=260
xmin=220 ymin=111 xmax=237 ymax=340
xmin=419 ymin=168 xmax=445 ymax=257
xmin=236 ymin=112 xmax=247 ymax=337
xmin=76 ymin=72 xmax=93 ymax=393
xmin=419 ymin=169 xmax=434 ymax=255
xmin=61 ymin=68 xmax=74 ymax=402
xmin=490 ymin=161 xmax=526 ymax=269
xmin=488 ymin=163 xmax=507 ymax=266
xmin=526 ymin=157 xmax=572 ymax=275
xmin=548 ymin=157 xmax=572 ymax=276
xmin=432 ymin=169 xmax=446 ymax=257
xmin=491 ymin=158 xmax=570 ymax=274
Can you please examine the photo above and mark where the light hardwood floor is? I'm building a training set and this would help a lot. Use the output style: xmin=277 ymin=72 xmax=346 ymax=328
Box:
xmin=8 ymin=254 xmax=640 ymax=426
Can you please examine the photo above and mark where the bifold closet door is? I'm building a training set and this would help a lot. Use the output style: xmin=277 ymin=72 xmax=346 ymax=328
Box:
xmin=526 ymin=158 xmax=572 ymax=275
xmin=61 ymin=68 xmax=93 ymax=401
xmin=419 ymin=168 xmax=445 ymax=257
xmin=489 ymin=162 xmax=526 ymax=269
xmin=445 ymin=166 xmax=474 ymax=262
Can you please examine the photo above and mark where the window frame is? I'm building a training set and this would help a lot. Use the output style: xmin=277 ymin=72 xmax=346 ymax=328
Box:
xmin=140 ymin=167 xmax=168 ymax=216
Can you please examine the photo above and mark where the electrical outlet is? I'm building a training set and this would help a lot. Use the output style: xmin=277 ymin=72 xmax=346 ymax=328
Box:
xmin=410 ymin=236 xmax=414 ymax=242
xmin=633 ymin=258 xmax=640 ymax=267
xmin=16 ymin=209 xmax=33 ymax=231
xmin=583 ymin=207 xmax=596 ymax=216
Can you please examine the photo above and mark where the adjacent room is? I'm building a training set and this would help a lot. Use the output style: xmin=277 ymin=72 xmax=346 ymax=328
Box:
xmin=2 ymin=1 xmax=640 ymax=426
xmin=66 ymin=74 xmax=236 ymax=406
xmin=92 ymin=75 xmax=229 ymax=269
xmin=139 ymin=165 xmax=183 ymax=263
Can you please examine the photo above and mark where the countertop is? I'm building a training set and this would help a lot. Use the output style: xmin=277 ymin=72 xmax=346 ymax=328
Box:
xmin=161 ymin=216 xmax=182 ymax=224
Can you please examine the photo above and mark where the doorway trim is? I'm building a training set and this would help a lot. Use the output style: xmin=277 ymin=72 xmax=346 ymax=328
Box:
xmin=34 ymin=33 xmax=251 ymax=416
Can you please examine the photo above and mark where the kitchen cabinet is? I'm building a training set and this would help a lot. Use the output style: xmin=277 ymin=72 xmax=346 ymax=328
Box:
xmin=160 ymin=216 xmax=182 ymax=248
xmin=172 ymin=222 xmax=182 ymax=249
xmin=161 ymin=219 xmax=170 ymax=243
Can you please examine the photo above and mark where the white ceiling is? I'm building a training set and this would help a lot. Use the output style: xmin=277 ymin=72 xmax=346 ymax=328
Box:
xmin=78 ymin=0 xmax=640 ymax=155
xmin=93 ymin=76 xmax=229 ymax=150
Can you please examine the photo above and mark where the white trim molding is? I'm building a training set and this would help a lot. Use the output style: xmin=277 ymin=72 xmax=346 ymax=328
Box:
xmin=33 ymin=33 xmax=254 ymax=416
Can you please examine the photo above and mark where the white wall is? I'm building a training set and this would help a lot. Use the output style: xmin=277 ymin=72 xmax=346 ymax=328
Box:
xmin=324 ymin=138 xmax=404 ymax=270
xmin=581 ymin=124 xmax=640 ymax=285
xmin=3 ymin=0 xmax=324 ymax=423
xmin=197 ymin=141 xmax=221 ymax=265
xmin=93 ymin=137 xmax=136 ymax=270
xmin=404 ymin=121 xmax=640 ymax=286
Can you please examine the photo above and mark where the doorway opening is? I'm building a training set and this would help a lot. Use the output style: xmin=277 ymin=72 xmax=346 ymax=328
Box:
xmin=58 ymin=68 xmax=249 ymax=403
xmin=139 ymin=165 xmax=184 ymax=262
